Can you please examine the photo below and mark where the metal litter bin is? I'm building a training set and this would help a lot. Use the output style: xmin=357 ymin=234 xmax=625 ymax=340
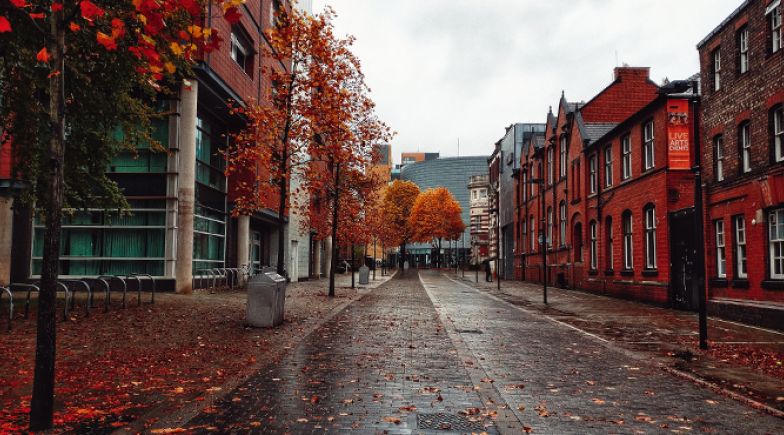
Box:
xmin=358 ymin=265 xmax=370 ymax=284
xmin=246 ymin=271 xmax=287 ymax=327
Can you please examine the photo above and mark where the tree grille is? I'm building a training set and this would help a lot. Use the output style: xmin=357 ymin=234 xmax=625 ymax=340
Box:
xmin=416 ymin=412 xmax=490 ymax=431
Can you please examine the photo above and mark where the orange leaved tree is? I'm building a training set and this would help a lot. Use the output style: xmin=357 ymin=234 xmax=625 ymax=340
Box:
xmin=409 ymin=187 xmax=466 ymax=269
xmin=1 ymin=1 xmax=242 ymax=429
xmin=378 ymin=180 xmax=420 ymax=270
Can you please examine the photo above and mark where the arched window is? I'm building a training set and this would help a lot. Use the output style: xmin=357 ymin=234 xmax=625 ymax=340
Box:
xmin=589 ymin=220 xmax=598 ymax=270
xmin=559 ymin=201 xmax=566 ymax=246
xmin=547 ymin=148 xmax=554 ymax=185
xmin=560 ymin=135 xmax=567 ymax=178
xmin=644 ymin=204 xmax=657 ymax=269
xmin=574 ymin=222 xmax=583 ymax=262
xmin=546 ymin=207 xmax=553 ymax=247
xmin=530 ymin=215 xmax=536 ymax=252
xmin=605 ymin=216 xmax=614 ymax=271
xmin=622 ymin=210 xmax=633 ymax=270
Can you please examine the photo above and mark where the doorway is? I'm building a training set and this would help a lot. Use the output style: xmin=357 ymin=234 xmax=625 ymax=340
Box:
xmin=669 ymin=208 xmax=698 ymax=310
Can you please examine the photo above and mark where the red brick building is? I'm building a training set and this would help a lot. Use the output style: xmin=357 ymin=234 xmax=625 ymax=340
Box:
xmin=516 ymin=67 xmax=662 ymax=292
xmin=698 ymin=0 xmax=784 ymax=327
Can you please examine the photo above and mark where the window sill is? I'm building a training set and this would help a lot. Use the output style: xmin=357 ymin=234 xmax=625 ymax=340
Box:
xmin=710 ymin=278 xmax=729 ymax=288
xmin=761 ymin=280 xmax=784 ymax=290
xmin=731 ymin=279 xmax=750 ymax=289
xmin=641 ymin=269 xmax=658 ymax=277
xmin=604 ymin=269 xmax=614 ymax=276
xmin=620 ymin=269 xmax=634 ymax=277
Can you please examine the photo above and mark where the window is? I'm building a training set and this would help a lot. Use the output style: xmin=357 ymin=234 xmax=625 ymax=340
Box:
xmin=715 ymin=220 xmax=726 ymax=278
xmin=774 ymin=106 xmax=784 ymax=162
xmin=547 ymin=207 xmax=553 ymax=247
xmin=771 ymin=2 xmax=782 ymax=54
xmin=739 ymin=122 xmax=751 ymax=173
xmin=574 ymin=223 xmax=583 ymax=262
xmin=530 ymin=216 xmax=536 ymax=252
xmin=589 ymin=220 xmax=597 ymax=270
xmin=714 ymin=135 xmax=724 ymax=181
xmin=644 ymin=205 xmax=656 ymax=269
xmin=713 ymin=48 xmax=721 ymax=91
xmin=472 ymin=190 xmax=477 ymax=200
xmin=559 ymin=201 xmax=566 ymax=246
xmin=621 ymin=135 xmax=632 ymax=180
xmin=739 ymin=26 xmax=749 ymax=74
xmin=734 ymin=215 xmax=747 ymax=279
xmin=605 ymin=216 xmax=614 ymax=271
xmin=643 ymin=121 xmax=655 ymax=170
xmin=589 ymin=154 xmax=597 ymax=194
xmin=605 ymin=145 xmax=613 ymax=187
xmin=547 ymin=147 xmax=554 ymax=185
xmin=521 ymin=219 xmax=527 ymax=254
xmin=622 ymin=211 xmax=633 ymax=270
xmin=560 ymin=136 xmax=567 ymax=178
xmin=522 ymin=170 xmax=528 ymax=201
xmin=480 ymin=189 xmax=487 ymax=198
xmin=769 ymin=208 xmax=784 ymax=279
xmin=230 ymin=30 xmax=254 ymax=76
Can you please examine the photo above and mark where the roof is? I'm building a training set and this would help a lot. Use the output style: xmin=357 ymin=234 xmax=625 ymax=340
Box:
xmin=697 ymin=0 xmax=751 ymax=48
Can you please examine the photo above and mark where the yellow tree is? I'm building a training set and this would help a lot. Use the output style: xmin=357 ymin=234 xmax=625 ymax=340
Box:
xmin=409 ymin=187 xmax=466 ymax=268
xmin=378 ymin=180 xmax=420 ymax=268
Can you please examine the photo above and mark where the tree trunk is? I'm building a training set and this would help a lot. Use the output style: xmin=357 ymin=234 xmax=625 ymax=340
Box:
xmin=276 ymin=168 xmax=287 ymax=277
xmin=30 ymin=13 xmax=65 ymax=431
xmin=350 ymin=244 xmax=355 ymax=289
xmin=400 ymin=243 xmax=406 ymax=274
xmin=328 ymin=163 xmax=340 ymax=297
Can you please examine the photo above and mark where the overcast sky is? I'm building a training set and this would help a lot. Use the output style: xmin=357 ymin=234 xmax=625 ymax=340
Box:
xmin=311 ymin=0 xmax=740 ymax=164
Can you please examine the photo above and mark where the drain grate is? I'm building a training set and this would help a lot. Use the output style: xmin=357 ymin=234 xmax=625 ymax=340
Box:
xmin=456 ymin=328 xmax=483 ymax=334
xmin=417 ymin=413 xmax=489 ymax=431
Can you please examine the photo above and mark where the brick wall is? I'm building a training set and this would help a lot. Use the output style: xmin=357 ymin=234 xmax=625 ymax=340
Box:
xmin=700 ymin=0 xmax=784 ymax=303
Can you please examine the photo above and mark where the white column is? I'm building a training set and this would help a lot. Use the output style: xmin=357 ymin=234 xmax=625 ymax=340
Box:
xmin=237 ymin=215 xmax=250 ymax=282
xmin=0 ymin=196 xmax=13 ymax=285
xmin=175 ymin=80 xmax=198 ymax=294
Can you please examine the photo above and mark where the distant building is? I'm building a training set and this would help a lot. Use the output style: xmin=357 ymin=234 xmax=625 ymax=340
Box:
xmin=401 ymin=152 xmax=439 ymax=167
xmin=468 ymin=175 xmax=490 ymax=265
xmin=489 ymin=123 xmax=546 ymax=279
xmin=400 ymin=156 xmax=488 ymax=266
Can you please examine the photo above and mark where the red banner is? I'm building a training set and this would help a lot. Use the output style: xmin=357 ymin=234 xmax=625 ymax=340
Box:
xmin=667 ymin=99 xmax=691 ymax=170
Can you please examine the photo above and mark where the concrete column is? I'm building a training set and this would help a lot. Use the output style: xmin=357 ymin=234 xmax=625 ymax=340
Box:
xmin=313 ymin=239 xmax=321 ymax=278
xmin=237 ymin=215 xmax=250 ymax=282
xmin=324 ymin=236 xmax=332 ymax=279
xmin=175 ymin=80 xmax=198 ymax=294
xmin=0 ymin=196 xmax=13 ymax=286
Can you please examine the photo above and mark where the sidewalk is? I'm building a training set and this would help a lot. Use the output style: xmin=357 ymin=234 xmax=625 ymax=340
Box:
xmin=449 ymin=271 xmax=784 ymax=415
xmin=0 ymin=273 xmax=388 ymax=434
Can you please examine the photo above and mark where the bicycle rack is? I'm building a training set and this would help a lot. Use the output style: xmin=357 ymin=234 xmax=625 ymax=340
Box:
xmin=60 ymin=280 xmax=92 ymax=317
xmin=130 ymin=273 xmax=156 ymax=304
xmin=211 ymin=268 xmax=225 ymax=289
xmin=1 ymin=287 xmax=12 ymax=332
xmin=122 ymin=275 xmax=143 ymax=306
xmin=18 ymin=282 xmax=70 ymax=321
xmin=98 ymin=275 xmax=127 ymax=309
xmin=84 ymin=277 xmax=111 ymax=312
xmin=193 ymin=269 xmax=215 ymax=291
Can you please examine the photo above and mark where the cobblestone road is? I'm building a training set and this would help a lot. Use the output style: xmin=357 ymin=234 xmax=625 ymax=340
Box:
xmin=187 ymin=270 xmax=783 ymax=434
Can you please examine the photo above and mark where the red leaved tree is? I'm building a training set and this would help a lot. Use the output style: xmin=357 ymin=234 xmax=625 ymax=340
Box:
xmin=0 ymin=0 xmax=241 ymax=429
xmin=378 ymin=180 xmax=420 ymax=271
xmin=409 ymin=187 xmax=466 ymax=269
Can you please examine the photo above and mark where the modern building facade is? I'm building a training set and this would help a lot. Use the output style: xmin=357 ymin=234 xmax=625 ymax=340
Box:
xmin=489 ymin=123 xmax=546 ymax=279
xmin=400 ymin=156 xmax=488 ymax=266
xmin=698 ymin=0 xmax=784 ymax=327
xmin=0 ymin=1 xmax=308 ymax=291
xmin=468 ymin=175 xmax=490 ymax=265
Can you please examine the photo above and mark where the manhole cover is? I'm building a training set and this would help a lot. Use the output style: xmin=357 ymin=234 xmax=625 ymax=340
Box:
xmin=456 ymin=329 xmax=483 ymax=334
xmin=417 ymin=413 xmax=489 ymax=431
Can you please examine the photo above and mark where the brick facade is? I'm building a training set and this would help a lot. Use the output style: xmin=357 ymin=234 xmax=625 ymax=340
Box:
xmin=699 ymin=0 xmax=784 ymax=304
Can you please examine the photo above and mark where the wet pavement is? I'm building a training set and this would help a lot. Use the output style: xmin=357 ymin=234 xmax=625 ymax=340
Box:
xmin=186 ymin=270 xmax=784 ymax=434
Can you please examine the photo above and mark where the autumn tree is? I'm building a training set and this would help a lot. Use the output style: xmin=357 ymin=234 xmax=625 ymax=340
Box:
xmin=226 ymin=7 xmax=317 ymax=276
xmin=378 ymin=180 xmax=420 ymax=269
xmin=0 ymin=0 xmax=241 ymax=429
xmin=409 ymin=187 xmax=466 ymax=269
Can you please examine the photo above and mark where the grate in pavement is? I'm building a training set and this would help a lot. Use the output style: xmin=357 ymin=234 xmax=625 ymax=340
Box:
xmin=456 ymin=328 xmax=483 ymax=334
xmin=417 ymin=413 xmax=489 ymax=431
